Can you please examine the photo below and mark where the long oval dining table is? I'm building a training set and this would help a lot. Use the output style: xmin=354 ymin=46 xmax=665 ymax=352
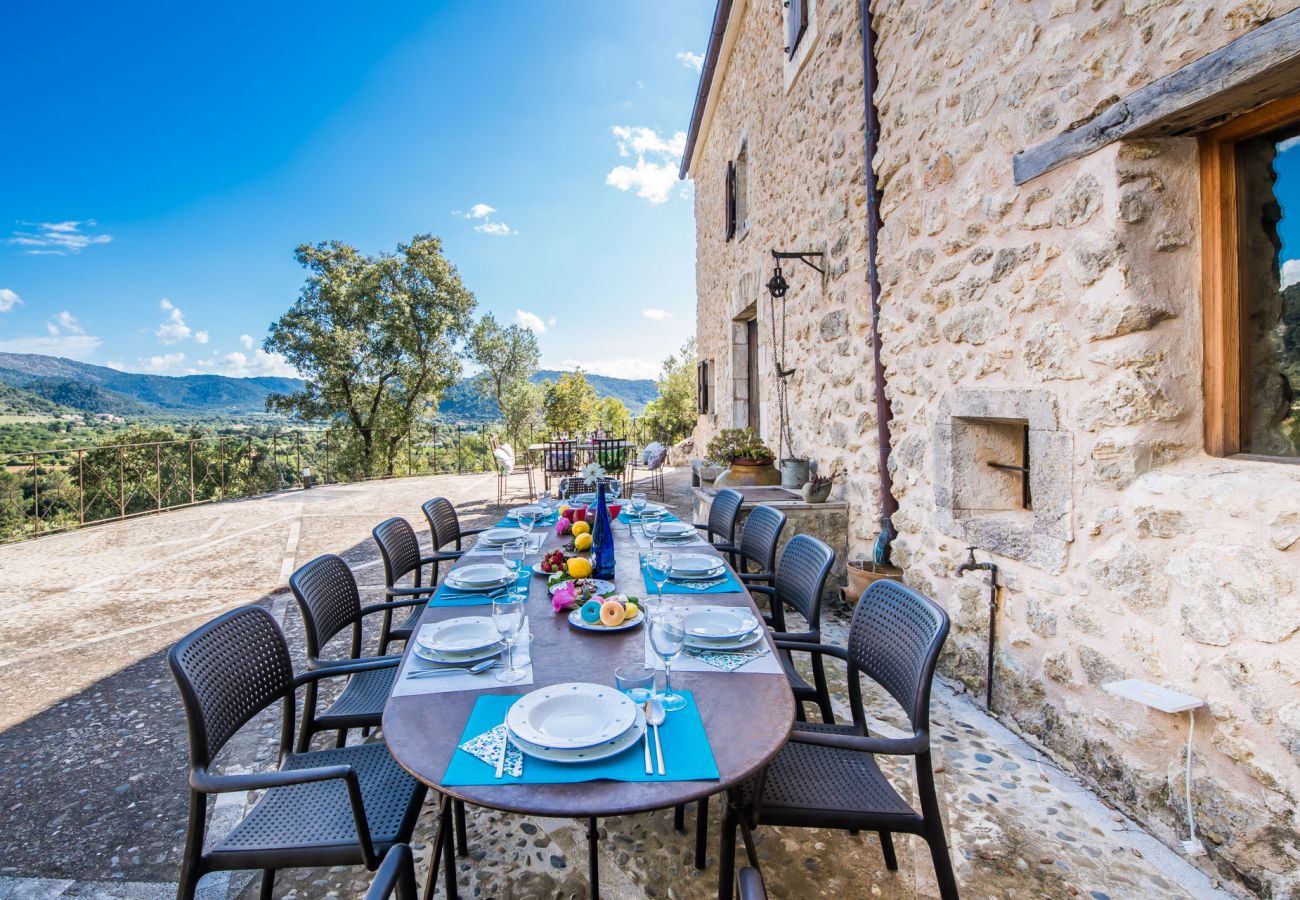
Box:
xmin=382 ymin=511 xmax=795 ymax=900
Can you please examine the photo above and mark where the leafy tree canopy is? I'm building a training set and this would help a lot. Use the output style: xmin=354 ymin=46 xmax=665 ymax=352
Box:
xmin=542 ymin=370 xmax=599 ymax=434
xmin=264 ymin=234 xmax=475 ymax=475
xmin=640 ymin=336 xmax=697 ymax=444
xmin=467 ymin=314 xmax=540 ymax=409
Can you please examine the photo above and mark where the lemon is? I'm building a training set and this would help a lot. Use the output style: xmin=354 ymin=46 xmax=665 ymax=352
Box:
xmin=566 ymin=557 xmax=593 ymax=578
xmin=624 ymin=601 xmax=639 ymax=619
xmin=570 ymin=520 xmax=591 ymax=536
xmin=573 ymin=533 xmax=593 ymax=551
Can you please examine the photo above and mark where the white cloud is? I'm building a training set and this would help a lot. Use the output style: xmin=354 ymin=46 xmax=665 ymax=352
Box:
xmin=7 ymin=220 xmax=112 ymax=255
xmin=1279 ymin=135 xmax=1300 ymax=154
xmin=514 ymin=310 xmax=548 ymax=333
xmin=641 ymin=308 xmax=672 ymax=320
xmin=194 ymin=330 xmax=209 ymax=344
xmin=676 ymin=51 xmax=704 ymax=71
xmin=0 ymin=289 xmax=21 ymax=312
xmin=556 ymin=357 xmax=661 ymax=379
xmin=140 ymin=352 xmax=187 ymax=373
xmin=606 ymin=126 xmax=687 ymax=204
xmin=194 ymin=349 xmax=297 ymax=379
xmin=1283 ymin=259 xmax=1300 ymax=289
xmin=0 ymin=310 xmax=100 ymax=359
xmin=239 ymin=333 xmax=255 ymax=349
xmin=155 ymin=298 xmax=194 ymax=344
xmin=464 ymin=203 xmax=497 ymax=219
xmin=474 ymin=221 xmax=515 ymax=236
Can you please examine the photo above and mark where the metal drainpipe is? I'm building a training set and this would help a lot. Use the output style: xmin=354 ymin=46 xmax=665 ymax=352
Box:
xmin=859 ymin=0 xmax=898 ymax=554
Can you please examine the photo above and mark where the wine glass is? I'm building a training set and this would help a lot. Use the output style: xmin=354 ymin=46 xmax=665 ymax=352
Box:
xmin=492 ymin=592 xmax=527 ymax=683
xmin=648 ymin=611 xmax=687 ymax=712
xmin=631 ymin=492 xmax=647 ymax=517
xmin=501 ymin=538 xmax=526 ymax=581
xmin=517 ymin=508 xmax=539 ymax=553
xmin=642 ymin=510 xmax=664 ymax=546
xmin=608 ymin=478 xmax=622 ymax=500
xmin=641 ymin=548 xmax=671 ymax=613
xmin=538 ymin=491 xmax=555 ymax=520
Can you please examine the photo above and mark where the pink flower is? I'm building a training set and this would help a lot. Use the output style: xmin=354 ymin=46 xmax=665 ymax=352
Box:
xmin=552 ymin=582 xmax=577 ymax=613
xmin=555 ymin=516 xmax=572 ymax=536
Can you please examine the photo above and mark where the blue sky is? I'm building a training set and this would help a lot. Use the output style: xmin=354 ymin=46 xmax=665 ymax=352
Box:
xmin=0 ymin=2 xmax=712 ymax=381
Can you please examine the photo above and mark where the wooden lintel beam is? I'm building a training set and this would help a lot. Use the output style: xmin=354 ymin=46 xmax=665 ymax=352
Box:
xmin=1013 ymin=9 xmax=1300 ymax=184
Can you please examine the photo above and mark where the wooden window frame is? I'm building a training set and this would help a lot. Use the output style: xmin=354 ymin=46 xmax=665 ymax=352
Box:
xmin=697 ymin=359 xmax=711 ymax=415
xmin=785 ymin=0 xmax=808 ymax=60
xmin=1199 ymin=94 xmax=1300 ymax=460
xmin=725 ymin=161 xmax=737 ymax=241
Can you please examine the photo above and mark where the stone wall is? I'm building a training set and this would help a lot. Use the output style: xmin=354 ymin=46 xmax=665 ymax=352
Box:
xmin=690 ymin=0 xmax=1300 ymax=894
xmin=691 ymin=0 xmax=884 ymax=555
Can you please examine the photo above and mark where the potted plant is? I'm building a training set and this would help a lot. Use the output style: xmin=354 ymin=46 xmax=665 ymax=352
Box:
xmin=801 ymin=471 xmax=834 ymax=503
xmin=707 ymin=429 xmax=781 ymax=488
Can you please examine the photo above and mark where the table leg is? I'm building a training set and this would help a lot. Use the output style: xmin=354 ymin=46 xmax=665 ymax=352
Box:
xmin=695 ymin=797 xmax=709 ymax=870
xmin=442 ymin=797 xmax=459 ymax=900
xmin=587 ymin=817 xmax=600 ymax=899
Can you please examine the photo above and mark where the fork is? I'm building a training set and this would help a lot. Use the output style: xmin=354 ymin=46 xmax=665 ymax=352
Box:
xmin=408 ymin=660 xmax=500 ymax=678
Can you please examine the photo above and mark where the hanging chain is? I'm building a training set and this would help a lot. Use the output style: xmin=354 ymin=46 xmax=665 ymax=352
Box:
xmin=767 ymin=287 xmax=794 ymax=460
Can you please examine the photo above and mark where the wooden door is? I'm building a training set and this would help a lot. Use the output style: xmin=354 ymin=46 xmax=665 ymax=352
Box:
xmin=746 ymin=318 xmax=760 ymax=434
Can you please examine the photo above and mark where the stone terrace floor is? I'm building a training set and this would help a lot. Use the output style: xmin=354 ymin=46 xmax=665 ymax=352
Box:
xmin=0 ymin=468 xmax=1231 ymax=899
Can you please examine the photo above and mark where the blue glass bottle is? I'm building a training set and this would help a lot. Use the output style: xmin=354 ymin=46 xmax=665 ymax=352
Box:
xmin=590 ymin=480 xmax=616 ymax=579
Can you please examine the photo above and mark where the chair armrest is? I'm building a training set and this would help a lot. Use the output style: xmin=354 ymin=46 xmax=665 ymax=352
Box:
xmin=769 ymin=629 xmax=817 ymax=643
xmin=420 ymin=552 xmax=461 ymax=565
xmin=774 ymin=640 xmax=850 ymax=662
xmin=360 ymin=598 xmax=428 ymax=616
xmin=460 ymin=527 xmax=487 ymax=537
xmin=739 ymin=571 xmax=775 ymax=584
xmin=746 ymin=584 xmax=776 ymax=598
xmin=790 ymin=727 xmax=929 ymax=757
xmin=691 ymin=522 xmax=708 ymax=531
xmin=384 ymin=585 xmax=438 ymax=597
xmin=296 ymin=656 xmax=401 ymax=680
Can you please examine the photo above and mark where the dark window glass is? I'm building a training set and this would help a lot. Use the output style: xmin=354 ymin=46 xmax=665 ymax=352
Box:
xmin=1237 ymin=124 xmax=1300 ymax=457
xmin=786 ymin=0 xmax=808 ymax=59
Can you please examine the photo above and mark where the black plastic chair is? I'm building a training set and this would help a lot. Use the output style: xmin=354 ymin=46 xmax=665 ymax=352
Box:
xmin=693 ymin=488 xmax=743 ymax=565
xmin=288 ymin=554 xmax=411 ymax=753
xmin=557 ymin=475 xmax=621 ymax=500
xmin=733 ymin=505 xmax=787 ymax=587
xmin=542 ymin=439 xmax=577 ymax=491
xmin=372 ymin=517 xmax=444 ymax=656
xmin=421 ymin=497 xmax=487 ymax=567
xmin=168 ymin=605 xmax=427 ymax=900
xmin=716 ymin=580 xmax=957 ymax=900
xmin=365 ymin=844 xmax=418 ymax=900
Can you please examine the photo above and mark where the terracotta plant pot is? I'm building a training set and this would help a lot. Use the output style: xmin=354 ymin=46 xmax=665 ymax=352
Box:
xmin=845 ymin=560 xmax=904 ymax=600
xmin=714 ymin=459 xmax=781 ymax=488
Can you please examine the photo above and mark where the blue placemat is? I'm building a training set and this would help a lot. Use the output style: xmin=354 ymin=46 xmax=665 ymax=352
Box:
xmin=431 ymin=570 xmax=532 ymax=606
xmin=619 ymin=511 xmax=681 ymax=525
xmin=495 ymin=512 xmax=560 ymax=528
xmin=640 ymin=560 xmax=741 ymax=595
xmin=442 ymin=691 xmax=718 ymax=786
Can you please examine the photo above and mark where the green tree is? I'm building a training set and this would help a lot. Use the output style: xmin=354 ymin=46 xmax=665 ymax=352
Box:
xmin=499 ymin=379 xmax=544 ymax=451
xmin=467 ymin=314 xmax=540 ymax=411
xmin=595 ymin=396 xmax=631 ymax=435
xmin=264 ymin=235 xmax=475 ymax=476
xmin=640 ymin=336 xmax=697 ymax=443
xmin=542 ymin=370 xmax=599 ymax=435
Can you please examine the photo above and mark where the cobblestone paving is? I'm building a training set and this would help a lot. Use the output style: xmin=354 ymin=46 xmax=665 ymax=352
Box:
xmin=0 ymin=471 xmax=1229 ymax=898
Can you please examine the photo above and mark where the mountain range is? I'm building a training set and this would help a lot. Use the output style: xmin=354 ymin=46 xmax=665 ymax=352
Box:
xmin=0 ymin=353 xmax=657 ymax=421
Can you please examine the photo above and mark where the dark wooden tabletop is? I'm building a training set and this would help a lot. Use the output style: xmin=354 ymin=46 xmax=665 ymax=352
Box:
xmin=382 ymin=516 xmax=795 ymax=818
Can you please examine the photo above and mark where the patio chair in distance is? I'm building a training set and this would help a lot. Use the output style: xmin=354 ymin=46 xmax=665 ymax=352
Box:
xmin=715 ymin=579 xmax=957 ymax=900
xmin=732 ymin=504 xmax=786 ymax=587
xmin=489 ymin=435 xmax=535 ymax=506
xmin=627 ymin=442 xmax=667 ymax=500
xmin=692 ymin=487 xmax=743 ymax=566
xmin=421 ymin=496 xmax=488 ymax=567
xmin=168 ymin=605 xmax=428 ymax=900
xmin=541 ymin=438 xmax=577 ymax=491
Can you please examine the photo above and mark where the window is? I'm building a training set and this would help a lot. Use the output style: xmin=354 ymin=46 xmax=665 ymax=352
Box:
xmin=724 ymin=143 xmax=748 ymax=240
xmin=785 ymin=0 xmax=808 ymax=59
xmin=1201 ymin=96 xmax=1300 ymax=460
xmin=725 ymin=160 xmax=736 ymax=241
xmin=696 ymin=359 xmax=711 ymax=414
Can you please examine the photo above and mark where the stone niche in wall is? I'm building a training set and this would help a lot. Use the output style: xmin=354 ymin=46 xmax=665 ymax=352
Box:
xmin=933 ymin=389 xmax=1072 ymax=573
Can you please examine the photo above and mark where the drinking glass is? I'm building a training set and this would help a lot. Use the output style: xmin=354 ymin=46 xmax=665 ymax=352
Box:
xmin=517 ymin=509 xmax=539 ymax=552
xmin=641 ymin=549 xmax=671 ymax=613
xmin=538 ymin=491 xmax=555 ymax=519
xmin=492 ymin=593 xmax=527 ymax=683
xmin=501 ymin=538 xmax=526 ymax=579
xmin=642 ymin=510 xmax=664 ymax=545
xmin=614 ymin=663 xmax=656 ymax=704
xmin=648 ymin=612 xmax=687 ymax=711
xmin=608 ymin=478 xmax=623 ymax=500
xmin=631 ymin=493 xmax=647 ymax=517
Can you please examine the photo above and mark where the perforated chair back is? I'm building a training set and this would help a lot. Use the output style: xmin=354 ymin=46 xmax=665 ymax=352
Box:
xmin=421 ymin=497 xmax=462 ymax=552
xmin=289 ymin=554 xmax=362 ymax=660
xmin=708 ymin=488 xmax=744 ymax=544
xmin=773 ymin=533 xmax=835 ymax=627
xmin=591 ymin=437 xmax=628 ymax=471
xmin=543 ymin=440 xmax=576 ymax=475
xmin=848 ymin=579 xmax=951 ymax=730
xmin=168 ymin=605 xmax=293 ymax=769
xmin=373 ymin=517 xmax=423 ymax=589
xmin=737 ymin=505 xmax=786 ymax=574
xmin=558 ymin=475 xmax=620 ymax=499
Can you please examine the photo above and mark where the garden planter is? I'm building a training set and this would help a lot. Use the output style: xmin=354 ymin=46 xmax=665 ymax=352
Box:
xmin=845 ymin=560 xmax=904 ymax=599
xmin=801 ymin=480 xmax=833 ymax=503
xmin=779 ymin=457 xmax=810 ymax=488
xmin=714 ymin=458 xmax=781 ymax=488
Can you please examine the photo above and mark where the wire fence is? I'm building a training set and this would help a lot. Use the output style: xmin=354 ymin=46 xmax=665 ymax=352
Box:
xmin=0 ymin=417 xmax=680 ymax=545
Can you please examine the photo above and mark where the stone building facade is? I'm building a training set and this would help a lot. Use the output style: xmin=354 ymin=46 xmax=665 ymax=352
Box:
xmin=682 ymin=0 xmax=1300 ymax=895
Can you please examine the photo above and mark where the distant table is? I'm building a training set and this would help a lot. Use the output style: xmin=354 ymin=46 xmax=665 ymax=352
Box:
xmin=382 ymin=522 xmax=794 ymax=899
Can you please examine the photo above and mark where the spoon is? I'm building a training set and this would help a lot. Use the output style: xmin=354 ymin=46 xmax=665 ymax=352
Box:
xmin=408 ymin=659 xmax=500 ymax=678
xmin=647 ymin=697 xmax=666 ymax=776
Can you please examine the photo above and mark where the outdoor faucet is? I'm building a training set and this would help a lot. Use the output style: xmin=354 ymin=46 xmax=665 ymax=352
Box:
xmin=954 ymin=546 xmax=1000 ymax=713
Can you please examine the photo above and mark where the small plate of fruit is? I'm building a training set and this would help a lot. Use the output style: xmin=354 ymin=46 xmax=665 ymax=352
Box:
xmin=533 ymin=548 xmax=571 ymax=577
xmin=567 ymin=594 xmax=642 ymax=633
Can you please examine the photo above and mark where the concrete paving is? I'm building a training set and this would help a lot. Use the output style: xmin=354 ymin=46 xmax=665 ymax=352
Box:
xmin=0 ymin=469 xmax=1231 ymax=898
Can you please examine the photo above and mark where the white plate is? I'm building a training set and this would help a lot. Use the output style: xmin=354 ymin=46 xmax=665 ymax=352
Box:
xmin=669 ymin=554 xmax=725 ymax=576
xmin=477 ymin=527 xmax=526 ymax=546
xmin=682 ymin=609 xmax=758 ymax=640
xmin=416 ymin=617 xmax=501 ymax=653
xmin=532 ymin=560 xmax=568 ymax=577
xmin=547 ymin=577 xmax=616 ymax=596
xmin=567 ymin=605 xmax=644 ymax=633
xmin=684 ymin=628 xmax=765 ymax=652
xmin=447 ymin=563 xmax=515 ymax=589
xmin=510 ymin=708 xmax=646 ymax=764
xmin=504 ymin=505 xmax=545 ymax=521
xmin=624 ymin=503 xmax=666 ymax=517
xmin=657 ymin=522 xmax=694 ymax=538
xmin=506 ymin=682 xmax=637 ymax=750
xmin=411 ymin=640 xmax=504 ymax=665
